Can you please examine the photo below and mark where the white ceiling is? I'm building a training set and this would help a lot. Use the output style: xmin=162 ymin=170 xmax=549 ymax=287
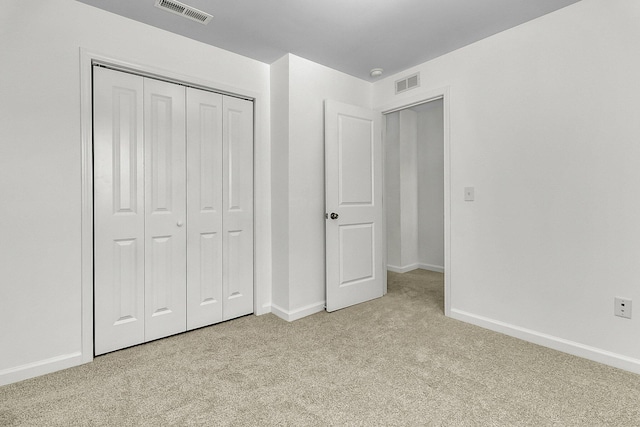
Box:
xmin=76 ymin=0 xmax=581 ymax=81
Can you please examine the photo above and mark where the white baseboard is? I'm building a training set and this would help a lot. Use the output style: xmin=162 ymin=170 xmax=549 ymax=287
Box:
xmin=450 ymin=309 xmax=640 ymax=375
xmin=387 ymin=263 xmax=419 ymax=273
xmin=417 ymin=263 xmax=445 ymax=273
xmin=271 ymin=301 xmax=325 ymax=322
xmin=0 ymin=351 xmax=83 ymax=387
xmin=387 ymin=263 xmax=444 ymax=273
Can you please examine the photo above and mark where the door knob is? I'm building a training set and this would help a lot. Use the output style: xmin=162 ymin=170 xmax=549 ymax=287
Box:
xmin=330 ymin=213 xmax=339 ymax=220
xmin=177 ymin=220 xmax=184 ymax=227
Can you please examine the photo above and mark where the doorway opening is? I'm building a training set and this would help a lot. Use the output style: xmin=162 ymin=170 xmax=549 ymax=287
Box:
xmin=383 ymin=97 xmax=447 ymax=313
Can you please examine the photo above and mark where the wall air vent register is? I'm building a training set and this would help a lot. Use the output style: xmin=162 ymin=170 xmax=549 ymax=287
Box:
xmin=395 ymin=72 xmax=421 ymax=94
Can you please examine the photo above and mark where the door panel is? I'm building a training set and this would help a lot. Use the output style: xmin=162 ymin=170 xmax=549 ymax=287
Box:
xmin=144 ymin=78 xmax=187 ymax=341
xmin=340 ymin=223 xmax=374 ymax=284
xmin=339 ymin=116 xmax=374 ymax=205
xmin=186 ymin=88 xmax=224 ymax=330
xmin=325 ymin=100 xmax=383 ymax=312
xmin=94 ymin=67 xmax=145 ymax=355
xmin=222 ymin=96 xmax=254 ymax=321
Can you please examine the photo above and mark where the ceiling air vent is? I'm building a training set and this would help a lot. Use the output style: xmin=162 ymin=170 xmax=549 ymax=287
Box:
xmin=395 ymin=72 xmax=420 ymax=95
xmin=154 ymin=0 xmax=213 ymax=25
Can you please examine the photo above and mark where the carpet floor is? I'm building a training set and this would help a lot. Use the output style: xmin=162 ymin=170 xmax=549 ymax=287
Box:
xmin=2 ymin=269 xmax=640 ymax=426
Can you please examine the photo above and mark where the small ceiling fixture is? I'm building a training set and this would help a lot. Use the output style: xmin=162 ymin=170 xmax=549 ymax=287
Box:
xmin=370 ymin=68 xmax=384 ymax=78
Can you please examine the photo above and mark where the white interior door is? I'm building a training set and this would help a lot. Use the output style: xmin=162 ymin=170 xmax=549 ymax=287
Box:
xmin=143 ymin=77 xmax=187 ymax=341
xmin=325 ymin=100 xmax=383 ymax=312
xmin=186 ymin=87 xmax=224 ymax=330
xmin=222 ymin=96 xmax=254 ymax=320
xmin=94 ymin=67 xmax=145 ymax=355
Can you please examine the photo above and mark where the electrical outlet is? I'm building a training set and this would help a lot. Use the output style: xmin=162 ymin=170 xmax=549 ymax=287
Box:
xmin=614 ymin=297 xmax=632 ymax=319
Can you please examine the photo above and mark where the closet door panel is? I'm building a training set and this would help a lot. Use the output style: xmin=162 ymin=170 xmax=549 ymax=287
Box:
xmin=94 ymin=67 xmax=145 ymax=355
xmin=222 ymin=96 xmax=254 ymax=321
xmin=186 ymin=88 xmax=224 ymax=330
xmin=144 ymin=78 xmax=187 ymax=341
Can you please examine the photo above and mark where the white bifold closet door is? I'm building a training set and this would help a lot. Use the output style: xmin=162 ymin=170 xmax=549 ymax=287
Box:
xmin=186 ymin=90 xmax=254 ymax=328
xmin=143 ymin=78 xmax=187 ymax=342
xmin=94 ymin=67 xmax=146 ymax=355
xmin=186 ymin=88 xmax=224 ymax=330
xmin=94 ymin=67 xmax=253 ymax=355
xmin=220 ymin=96 xmax=254 ymax=321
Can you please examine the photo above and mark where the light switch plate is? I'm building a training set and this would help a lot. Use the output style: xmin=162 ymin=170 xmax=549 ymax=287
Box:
xmin=464 ymin=187 xmax=475 ymax=201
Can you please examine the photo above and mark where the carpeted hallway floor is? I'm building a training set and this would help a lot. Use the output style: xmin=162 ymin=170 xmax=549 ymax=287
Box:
xmin=2 ymin=269 xmax=640 ymax=426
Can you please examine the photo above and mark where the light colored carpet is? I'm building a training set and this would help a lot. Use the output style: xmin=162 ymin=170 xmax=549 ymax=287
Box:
xmin=2 ymin=269 xmax=640 ymax=426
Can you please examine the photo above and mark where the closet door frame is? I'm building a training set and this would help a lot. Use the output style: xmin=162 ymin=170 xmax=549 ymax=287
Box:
xmin=80 ymin=49 xmax=265 ymax=362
